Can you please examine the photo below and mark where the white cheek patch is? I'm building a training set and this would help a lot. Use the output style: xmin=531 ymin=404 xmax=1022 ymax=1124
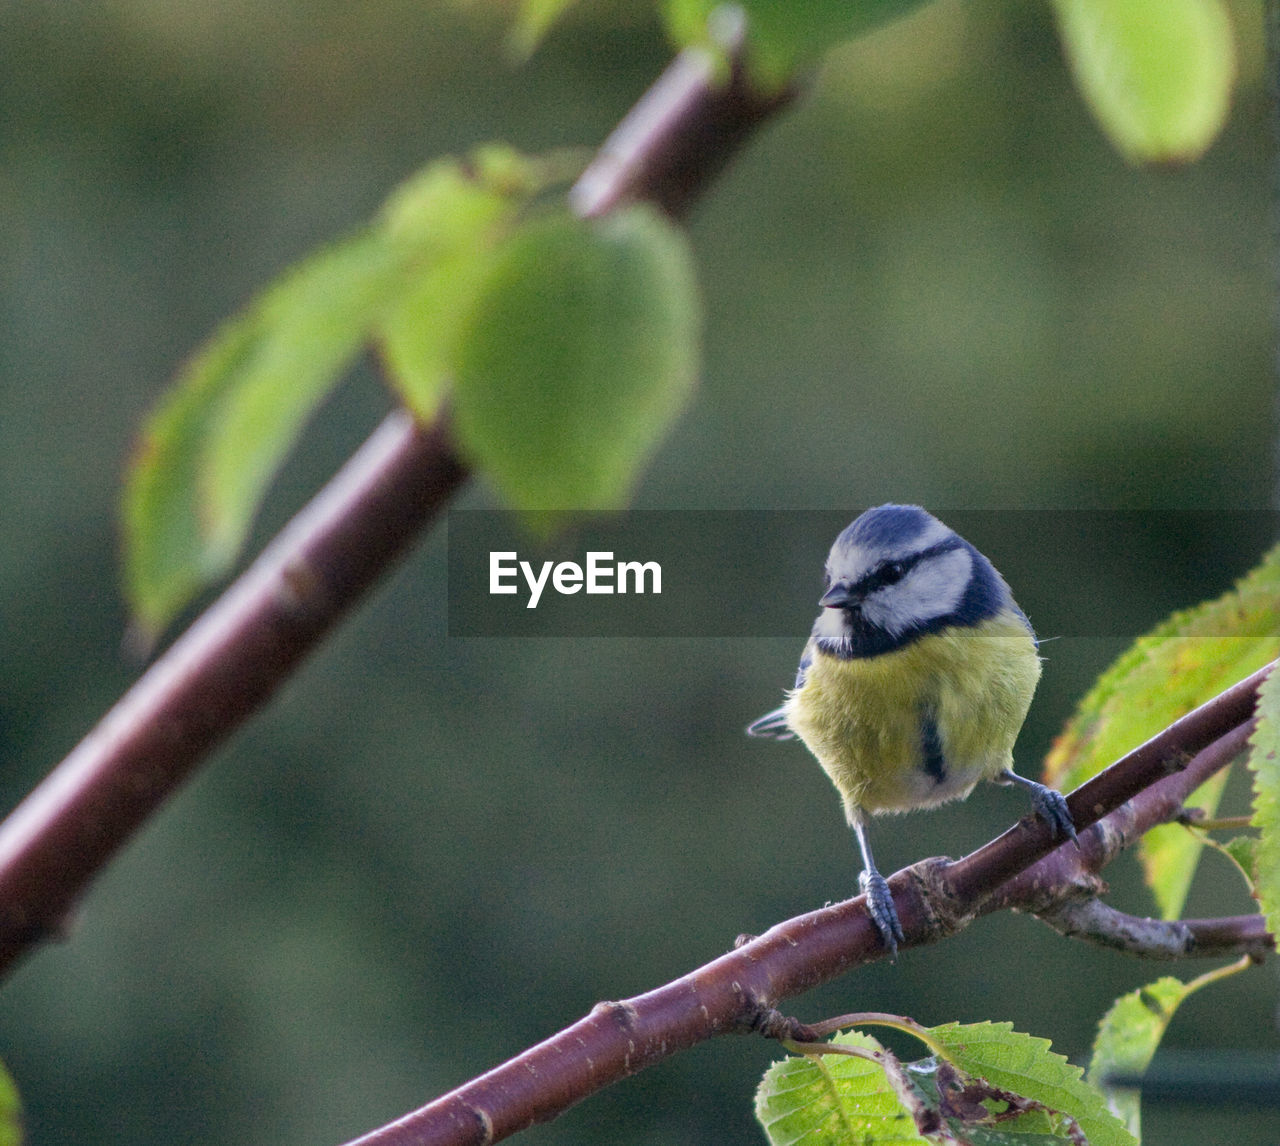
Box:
xmin=862 ymin=547 xmax=973 ymax=636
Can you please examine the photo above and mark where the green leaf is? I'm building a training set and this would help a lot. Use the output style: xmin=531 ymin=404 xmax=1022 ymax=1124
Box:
xmin=508 ymin=0 xmax=580 ymax=57
xmin=124 ymin=148 xmax=545 ymax=638
xmin=1139 ymin=773 xmax=1228 ymax=922
xmin=452 ymin=205 xmax=699 ymax=523
xmin=123 ymin=227 xmax=405 ymax=637
xmin=1087 ymin=960 xmax=1246 ymax=1141
xmin=1044 ymin=543 xmax=1280 ymax=919
xmin=1247 ymin=664 xmax=1280 ymax=940
xmin=662 ymin=0 xmax=935 ymax=89
xmin=756 ymin=1031 xmax=929 ymax=1146
xmin=1086 ymin=977 xmax=1190 ymax=1139
xmin=929 ymin=1022 xmax=1135 ymax=1146
xmin=1220 ymin=833 xmax=1259 ymax=883
xmin=1051 ymin=0 xmax=1236 ymax=165
xmin=376 ymin=151 xmax=534 ymax=421
xmin=757 ymin=1023 xmax=1131 ymax=1146
xmin=0 ymin=1058 xmax=19 ymax=1146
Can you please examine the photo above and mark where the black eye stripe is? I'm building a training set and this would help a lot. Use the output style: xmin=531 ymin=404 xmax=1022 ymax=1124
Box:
xmin=856 ymin=539 xmax=962 ymax=594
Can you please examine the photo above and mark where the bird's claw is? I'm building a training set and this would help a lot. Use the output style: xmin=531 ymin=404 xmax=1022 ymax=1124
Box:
xmin=859 ymin=869 xmax=905 ymax=957
xmin=1030 ymin=783 xmax=1077 ymax=845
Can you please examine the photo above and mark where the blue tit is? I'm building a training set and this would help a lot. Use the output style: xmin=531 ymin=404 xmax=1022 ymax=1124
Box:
xmin=748 ymin=504 xmax=1074 ymax=954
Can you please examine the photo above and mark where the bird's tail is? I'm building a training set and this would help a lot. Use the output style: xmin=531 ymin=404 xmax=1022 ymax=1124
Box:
xmin=746 ymin=707 xmax=795 ymax=739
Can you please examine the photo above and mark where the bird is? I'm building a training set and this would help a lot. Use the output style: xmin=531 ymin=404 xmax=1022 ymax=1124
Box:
xmin=747 ymin=504 xmax=1075 ymax=955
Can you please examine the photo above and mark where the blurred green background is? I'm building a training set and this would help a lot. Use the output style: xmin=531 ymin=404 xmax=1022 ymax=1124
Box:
xmin=2 ymin=1 xmax=1277 ymax=1143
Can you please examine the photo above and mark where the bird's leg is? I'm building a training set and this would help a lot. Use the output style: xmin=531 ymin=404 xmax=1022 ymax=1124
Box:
xmin=996 ymin=768 xmax=1077 ymax=843
xmin=852 ymin=819 xmax=905 ymax=956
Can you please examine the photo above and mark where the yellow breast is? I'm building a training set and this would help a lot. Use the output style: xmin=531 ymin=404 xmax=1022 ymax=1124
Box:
xmin=785 ymin=615 xmax=1041 ymax=820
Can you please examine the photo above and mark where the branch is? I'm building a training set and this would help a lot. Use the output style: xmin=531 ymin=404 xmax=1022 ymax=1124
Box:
xmin=0 ymin=40 xmax=792 ymax=980
xmin=337 ymin=662 xmax=1276 ymax=1146
xmin=0 ymin=412 xmax=465 ymax=970
xmin=986 ymin=720 xmax=1256 ymax=919
xmin=940 ymin=662 xmax=1271 ymax=908
xmin=1034 ymin=901 xmax=1271 ymax=960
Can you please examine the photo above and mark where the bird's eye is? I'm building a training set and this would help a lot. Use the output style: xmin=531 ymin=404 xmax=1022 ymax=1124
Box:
xmin=880 ymin=561 xmax=906 ymax=585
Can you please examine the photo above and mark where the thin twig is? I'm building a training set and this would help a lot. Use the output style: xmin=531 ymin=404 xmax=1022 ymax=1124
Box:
xmin=1034 ymin=900 xmax=1272 ymax=960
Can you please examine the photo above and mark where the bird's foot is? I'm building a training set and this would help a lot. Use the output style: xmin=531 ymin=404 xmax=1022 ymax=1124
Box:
xmin=1029 ymin=782 xmax=1077 ymax=844
xmin=998 ymin=770 xmax=1077 ymax=844
xmin=859 ymin=869 xmax=905 ymax=957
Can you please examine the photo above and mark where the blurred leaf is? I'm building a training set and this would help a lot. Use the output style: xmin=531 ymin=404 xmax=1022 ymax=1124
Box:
xmin=123 ymin=228 xmax=405 ymax=637
xmin=1219 ymin=833 xmax=1259 ymax=883
xmin=1051 ymin=0 xmax=1236 ymax=165
xmin=508 ymin=0 xmax=580 ymax=56
xmin=124 ymin=148 xmax=553 ymax=638
xmin=376 ymin=149 xmax=540 ymax=420
xmin=1247 ymin=664 xmax=1280 ymax=940
xmin=662 ymin=0 xmax=935 ymax=89
xmin=1086 ymin=976 xmax=1192 ymax=1138
xmin=0 ymin=1059 xmax=18 ymax=1146
xmin=1044 ymin=543 xmax=1280 ymax=918
xmin=1140 ymin=776 xmax=1227 ymax=922
xmin=452 ymin=204 xmax=699 ymax=524
xmin=199 ymin=236 xmax=411 ymax=566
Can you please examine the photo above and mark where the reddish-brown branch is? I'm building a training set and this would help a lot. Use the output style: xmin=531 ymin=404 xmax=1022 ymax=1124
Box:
xmin=339 ymin=663 xmax=1275 ymax=1146
xmin=941 ymin=661 xmax=1272 ymax=907
xmin=1032 ymin=900 xmax=1273 ymax=960
xmin=0 ymin=412 xmax=466 ymax=971
xmin=0 ymin=41 xmax=792 ymax=979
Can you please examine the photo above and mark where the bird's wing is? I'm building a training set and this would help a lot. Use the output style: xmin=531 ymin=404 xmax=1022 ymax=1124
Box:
xmin=793 ymin=644 xmax=813 ymax=689
xmin=745 ymin=644 xmax=812 ymax=740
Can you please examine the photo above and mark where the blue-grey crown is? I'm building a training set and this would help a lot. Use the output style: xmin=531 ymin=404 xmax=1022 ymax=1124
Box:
xmin=835 ymin=504 xmax=940 ymax=554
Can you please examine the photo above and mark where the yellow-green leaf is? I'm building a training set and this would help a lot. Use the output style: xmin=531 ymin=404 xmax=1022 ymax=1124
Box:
xmin=1220 ymin=833 xmax=1258 ymax=884
xmin=1087 ymin=961 xmax=1246 ymax=1140
xmin=1087 ymin=977 xmax=1189 ymax=1138
xmin=929 ymin=1021 xmax=1135 ymax=1146
xmin=755 ymin=1031 xmax=928 ymax=1146
xmin=124 ymin=148 xmax=544 ymax=639
xmin=508 ymin=0 xmax=580 ymax=57
xmin=1044 ymin=544 xmax=1280 ymax=919
xmin=1139 ymin=791 xmax=1228 ymax=923
xmin=1247 ymin=663 xmax=1280 ymax=939
xmin=662 ymin=0 xmax=934 ymax=90
xmin=1051 ymin=0 xmax=1236 ymax=165
xmin=199 ymin=234 xmax=412 ymax=566
xmin=452 ymin=205 xmax=699 ymax=524
xmin=376 ymin=152 xmax=533 ymax=420
xmin=123 ymin=228 xmax=405 ymax=638
xmin=0 ymin=1057 xmax=19 ymax=1146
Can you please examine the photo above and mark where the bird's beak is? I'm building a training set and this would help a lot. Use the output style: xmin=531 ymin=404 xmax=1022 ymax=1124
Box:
xmin=820 ymin=582 xmax=858 ymax=609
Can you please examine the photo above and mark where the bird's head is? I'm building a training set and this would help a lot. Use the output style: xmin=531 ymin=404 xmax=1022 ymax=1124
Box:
xmin=813 ymin=504 xmax=1018 ymax=657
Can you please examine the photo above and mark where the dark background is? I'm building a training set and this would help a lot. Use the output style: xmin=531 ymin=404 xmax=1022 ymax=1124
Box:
xmin=1 ymin=1 xmax=1276 ymax=1143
